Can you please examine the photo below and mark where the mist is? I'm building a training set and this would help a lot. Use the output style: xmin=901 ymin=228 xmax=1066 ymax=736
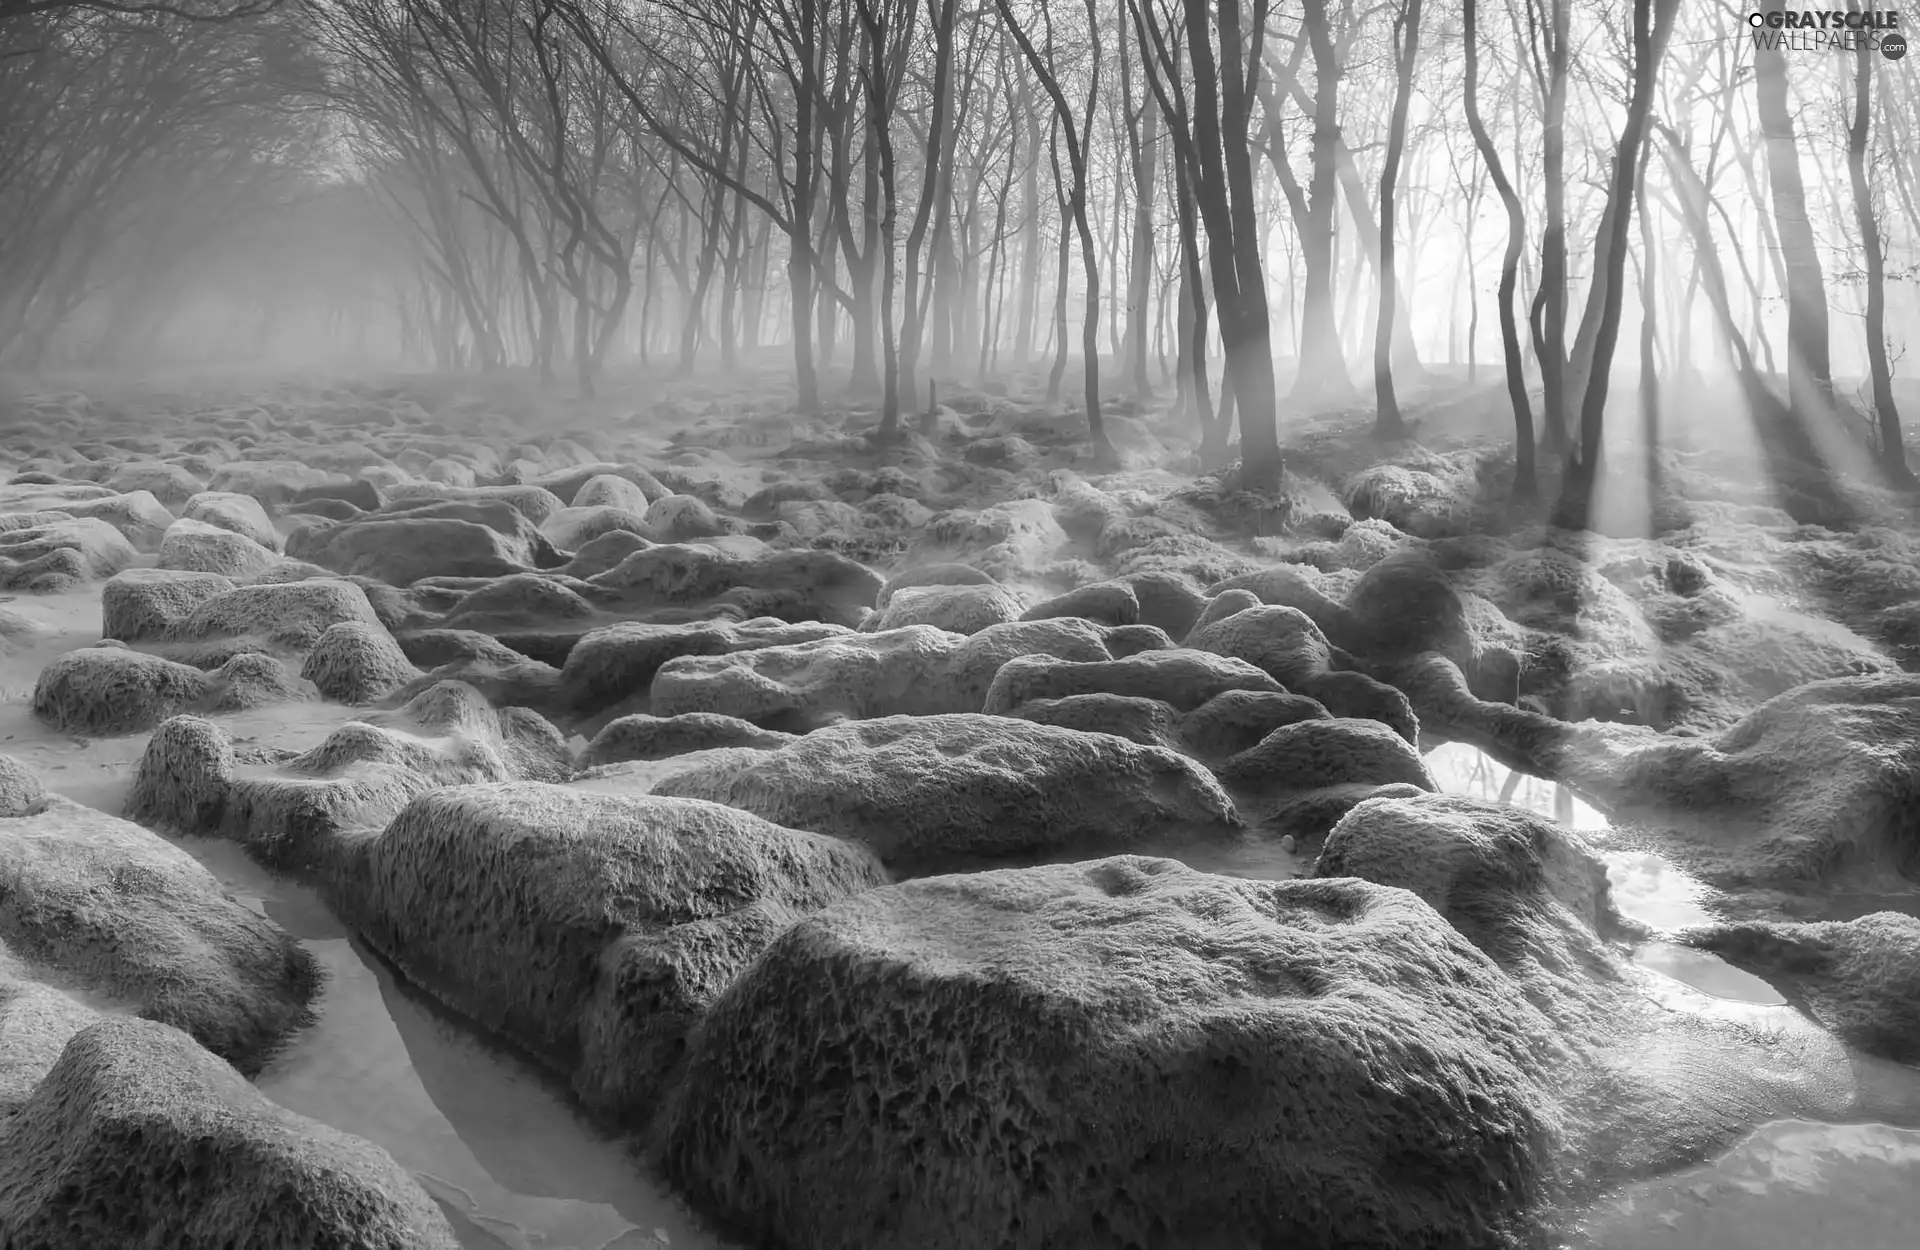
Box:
xmin=4 ymin=2 xmax=1920 ymax=1249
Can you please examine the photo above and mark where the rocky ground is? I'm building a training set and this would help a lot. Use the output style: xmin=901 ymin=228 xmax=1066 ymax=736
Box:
xmin=2 ymin=362 xmax=1918 ymax=1249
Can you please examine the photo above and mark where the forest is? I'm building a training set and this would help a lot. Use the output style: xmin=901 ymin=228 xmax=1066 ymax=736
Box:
xmin=4 ymin=0 xmax=1918 ymax=509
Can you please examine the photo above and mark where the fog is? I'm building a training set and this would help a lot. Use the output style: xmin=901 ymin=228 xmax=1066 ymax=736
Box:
xmin=4 ymin=1 xmax=1917 ymax=486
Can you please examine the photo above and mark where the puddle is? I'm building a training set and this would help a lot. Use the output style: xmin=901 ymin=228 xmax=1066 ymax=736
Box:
xmin=1568 ymin=1120 xmax=1920 ymax=1249
xmin=49 ymin=798 xmax=728 ymax=1250
xmin=1604 ymin=850 xmax=1716 ymax=929
xmin=1154 ymin=835 xmax=1308 ymax=882
xmin=1426 ymin=745 xmax=1785 ymax=1005
xmin=1431 ymin=742 xmax=1920 ymax=1248
xmin=1423 ymin=745 xmax=1725 ymax=935
xmin=1631 ymin=941 xmax=1785 ymax=1005
xmin=163 ymin=837 xmax=717 ymax=1250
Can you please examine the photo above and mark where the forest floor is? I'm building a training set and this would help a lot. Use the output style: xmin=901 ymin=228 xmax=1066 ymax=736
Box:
xmin=3 ymin=359 xmax=1920 ymax=1249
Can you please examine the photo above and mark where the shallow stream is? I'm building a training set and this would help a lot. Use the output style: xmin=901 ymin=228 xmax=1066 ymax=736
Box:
xmin=2 ymin=587 xmax=727 ymax=1250
xmin=1428 ymin=741 xmax=1920 ymax=1249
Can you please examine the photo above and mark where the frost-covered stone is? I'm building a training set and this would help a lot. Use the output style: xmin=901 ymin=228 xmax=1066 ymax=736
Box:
xmin=588 ymin=543 xmax=882 ymax=628
xmin=0 ymin=518 xmax=138 ymax=589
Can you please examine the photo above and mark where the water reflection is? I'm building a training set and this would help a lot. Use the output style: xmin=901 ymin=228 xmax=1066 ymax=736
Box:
xmin=1604 ymin=851 xmax=1715 ymax=929
xmin=1422 ymin=752 xmax=1920 ymax=1249
xmin=1135 ymin=833 xmax=1307 ymax=882
xmin=1423 ymin=745 xmax=1787 ymax=1008
xmin=7 ymin=673 xmax=724 ymax=1247
xmin=1570 ymin=1120 xmax=1920 ymax=1249
xmin=181 ymin=837 xmax=723 ymax=1250
xmin=1422 ymin=741 xmax=1607 ymax=829
xmin=1632 ymin=942 xmax=1785 ymax=1005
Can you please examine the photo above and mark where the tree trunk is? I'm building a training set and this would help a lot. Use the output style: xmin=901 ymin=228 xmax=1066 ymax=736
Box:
xmin=1122 ymin=36 xmax=1159 ymax=400
xmin=898 ymin=0 xmax=958 ymax=417
xmin=1535 ymin=0 xmax=1571 ymax=452
xmin=1663 ymin=132 xmax=1839 ymax=522
xmin=978 ymin=121 xmax=1019 ymax=380
xmin=787 ymin=2 xmax=824 ymax=414
xmin=1637 ymin=155 xmax=1661 ymax=502
xmin=718 ymin=183 xmax=748 ymax=369
xmin=1372 ymin=0 xmax=1423 ymax=437
xmin=992 ymin=0 xmax=1110 ymax=456
xmin=1047 ymin=137 xmax=1072 ymax=402
xmin=1177 ymin=156 xmax=1219 ymax=454
xmin=1556 ymin=0 xmax=1677 ymax=527
xmin=1755 ymin=0 xmax=1833 ymax=418
xmin=1290 ymin=0 xmax=1355 ymax=405
xmin=1013 ymin=75 xmax=1042 ymax=366
xmin=859 ymin=0 xmax=904 ymax=438
xmin=1849 ymin=31 xmax=1913 ymax=485
xmin=1464 ymin=0 xmax=1536 ymax=499
xmin=1173 ymin=0 xmax=1281 ymax=486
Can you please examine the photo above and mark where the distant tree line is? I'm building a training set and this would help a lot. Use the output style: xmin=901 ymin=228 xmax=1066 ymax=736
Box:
xmin=2 ymin=0 xmax=1916 ymax=504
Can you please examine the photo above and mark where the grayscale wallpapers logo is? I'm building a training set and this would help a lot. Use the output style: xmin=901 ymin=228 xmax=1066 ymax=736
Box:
xmin=1746 ymin=9 xmax=1906 ymax=58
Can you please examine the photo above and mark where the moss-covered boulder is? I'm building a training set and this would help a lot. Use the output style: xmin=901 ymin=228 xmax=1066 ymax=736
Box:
xmin=1682 ymin=912 xmax=1920 ymax=1063
xmin=346 ymin=785 xmax=886 ymax=1121
xmin=0 ymin=1018 xmax=459 ymax=1248
xmin=653 ymin=713 xmax=1240 ymax=868
xmin=2 ymin=773 xmax=317 ymax=1071
xmin=662 ymin=857 xmax=1565 ymax=1249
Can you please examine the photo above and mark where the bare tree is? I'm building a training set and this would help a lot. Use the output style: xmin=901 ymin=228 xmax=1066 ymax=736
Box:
xmin=993 ymin=0 xmax=1113 ymax=460
xmin=1755 ymin=0 xmax=1832 ymax=419
xmin=1463 ymin=0 xmax=1536 ymax=499
xmin=1132 ymin=0 xmax=1283 ymax=488
xmin=0 ymin=0 xmax=276 ymax=20
xmin=853 ymin=0 xmax=912 ymax=436
xmin=1117 ymin=22 xmax=1159 ymax=401
xmin=896 ymin=0 xmax=957 ymax=417
xmin=1370 ymin=0 xmax=1422 ymax=438
xmin=1555 ymin=0 xmax=1678 ymax=523
xmin=0 ymin=3 xmax=318 ymax=364
xmin=1524 ymin=0 xmax=1572 ymax=453
xmin=1635 ymin=141 xmax=1660 ymax=499
xmin=1846 ymin=24 xmax=1913 ymax=486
